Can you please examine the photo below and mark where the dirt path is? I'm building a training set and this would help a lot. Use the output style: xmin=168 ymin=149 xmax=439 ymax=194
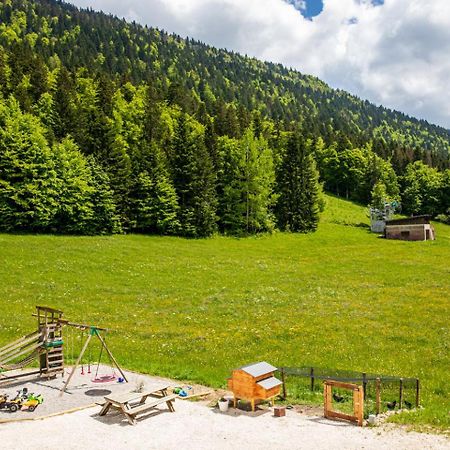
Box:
xmin=1 ymin=396 xmax=448 ymax=450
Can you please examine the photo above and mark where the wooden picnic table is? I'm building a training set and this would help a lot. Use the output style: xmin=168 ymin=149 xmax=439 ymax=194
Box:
xmin=98 ymin=385 xmax=176 ymax=425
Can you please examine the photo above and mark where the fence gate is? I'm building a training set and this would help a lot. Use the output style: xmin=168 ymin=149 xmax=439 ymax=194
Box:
xmin=324 ymin=380 xmax=364 ymax=426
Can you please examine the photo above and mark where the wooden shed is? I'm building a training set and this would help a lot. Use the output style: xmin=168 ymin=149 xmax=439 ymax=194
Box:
xmin=385 ymin=216 xmax=435 ymax=241
xmin=227 ymin=361 xmax=282 ymax=411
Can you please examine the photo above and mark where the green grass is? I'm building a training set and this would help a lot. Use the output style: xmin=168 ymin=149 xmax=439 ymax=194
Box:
xmin=0 ymin=195 xmax=449 ymax=430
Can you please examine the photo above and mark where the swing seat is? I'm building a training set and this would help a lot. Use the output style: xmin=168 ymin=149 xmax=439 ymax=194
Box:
xmin=92 ymin=374 xmax=117 ymax=383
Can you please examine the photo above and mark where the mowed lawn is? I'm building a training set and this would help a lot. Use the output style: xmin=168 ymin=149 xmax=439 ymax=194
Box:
xmin=0 ymin=195 xmax=449 ymax=429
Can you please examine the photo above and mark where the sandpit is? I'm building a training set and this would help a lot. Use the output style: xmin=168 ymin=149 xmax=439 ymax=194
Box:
xmin=0 ymin=364 xmax=177 ymax=421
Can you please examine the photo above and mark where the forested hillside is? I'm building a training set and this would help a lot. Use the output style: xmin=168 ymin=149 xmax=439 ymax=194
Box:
xmin=0 ymin=0 xmax=449 ymax=236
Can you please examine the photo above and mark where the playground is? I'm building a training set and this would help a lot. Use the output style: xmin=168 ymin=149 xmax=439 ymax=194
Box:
xmin=0 ymin=306 xmax=207 ymax=421
xmin=0 ymin=364 xmax=170 ymax=421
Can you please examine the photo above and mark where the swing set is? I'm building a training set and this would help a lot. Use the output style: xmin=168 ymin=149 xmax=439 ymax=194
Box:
xmin=60 ymin=323 xmax=127 ymax=396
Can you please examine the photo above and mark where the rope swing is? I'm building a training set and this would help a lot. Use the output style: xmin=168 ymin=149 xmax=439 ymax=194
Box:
xmin=92 ymin=330 xmax=116 ymax=383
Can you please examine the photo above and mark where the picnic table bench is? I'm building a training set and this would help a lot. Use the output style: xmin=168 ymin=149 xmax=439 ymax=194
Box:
xmin=98 ymin=385 xmax=176 ymax=425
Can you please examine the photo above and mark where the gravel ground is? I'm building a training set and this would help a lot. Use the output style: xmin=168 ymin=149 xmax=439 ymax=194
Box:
xmin=0 ymin=368 xmax=448 ymax=450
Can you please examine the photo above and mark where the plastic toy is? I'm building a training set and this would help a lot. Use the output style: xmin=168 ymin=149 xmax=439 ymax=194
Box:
xmin=2 ymin=389 xmax=28 ymax=412
xmin=21 ymin=393 xmax=44 ymax=412
xmin=0 ymin=393 xmax=9 ymax=409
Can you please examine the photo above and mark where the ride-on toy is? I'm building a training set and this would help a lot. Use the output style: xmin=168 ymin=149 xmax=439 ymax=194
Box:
xmin=21 ymin=393 xmax=44 ymax=412
xmin=0 ymin=393 xmax=9 ymax=409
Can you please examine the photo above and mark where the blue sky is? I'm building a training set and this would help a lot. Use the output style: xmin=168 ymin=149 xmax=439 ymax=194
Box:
xmin=289 ymin=0 xmax=384 ymax=19
xmin=286 ymin=0 xmax=324 ymax=19
xmin=70 ymin=0 xmax=450 ymax=129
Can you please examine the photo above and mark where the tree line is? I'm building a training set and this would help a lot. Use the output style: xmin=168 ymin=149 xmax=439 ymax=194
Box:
xmin=0 ymin=78 xmax=324 ymax=236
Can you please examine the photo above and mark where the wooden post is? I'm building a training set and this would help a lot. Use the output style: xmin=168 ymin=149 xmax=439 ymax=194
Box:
xmin=310 ymin=367 xmax=315 ymax=391
xmin=362 ymin=372 xmax=367 ymax=399
xmin=59 ymin=333 xmax=92 ymax=396
xmin=375 ymin=378 xmax=381 ymax=415
xmin=399 ymin=378 xmax=404 ymax=409
xmin=415 ymin=379 xmax=420 ymax=408
xmin=281 ymin=368 xmax=287 ymax=400
xmin=354 ymin=386 xmax=364 ymax=426
xmin=323 ymin=383 xmax=332 ymax=416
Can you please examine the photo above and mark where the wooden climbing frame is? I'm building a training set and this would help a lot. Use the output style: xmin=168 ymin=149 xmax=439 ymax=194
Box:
xmin=324 ymin=380 xmax=364 ymax=427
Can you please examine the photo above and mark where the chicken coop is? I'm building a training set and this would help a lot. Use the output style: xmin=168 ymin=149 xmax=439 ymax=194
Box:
xmin=227 ymin=361 xmax=282 ymax=411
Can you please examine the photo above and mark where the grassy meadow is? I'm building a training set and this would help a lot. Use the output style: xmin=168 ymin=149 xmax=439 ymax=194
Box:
xmin=0 ymin=195 xmax=449 ymax=430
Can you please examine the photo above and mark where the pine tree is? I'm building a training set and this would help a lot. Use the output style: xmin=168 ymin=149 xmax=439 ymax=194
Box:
xmin=217 ymin=129 xmax=276 ymax=234
xmin=50 ymin=138 xmax=96 ymax=234
xmin=53 ymin=67 xmax=77 ymax=139
xmin=105 ymin=134 xmax=132 ymax=228
xmin=172 ymin=114 xmax=217 ymax=237
xmin=277 ymin=132 xmax=321 ymax=232
xmin=0 ymin=46 xmax=10 ymax=97
xmin=130 ymin=142 xmax=180 ymax=235
xmin=0 ymin=97 xmax=58 ymax=232
xmin=86 ymin=156 xmax=122 ymax=234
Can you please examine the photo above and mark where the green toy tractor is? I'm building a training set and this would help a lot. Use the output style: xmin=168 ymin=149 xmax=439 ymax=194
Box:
xmin=21 ymin=393 xmax=44 ymax=412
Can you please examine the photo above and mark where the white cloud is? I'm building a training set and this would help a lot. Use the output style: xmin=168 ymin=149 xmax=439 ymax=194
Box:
xmin=71 ymin=0 xmax=450 ymax=129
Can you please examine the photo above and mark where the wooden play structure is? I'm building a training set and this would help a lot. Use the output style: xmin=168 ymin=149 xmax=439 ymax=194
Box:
xmin=324 ymin=380 xmax=364 ymax=427
xmin=227 ymin=362 xmax=282 ymax=412
xmin=0 ymin=306 xmax=127 ymax=394
xmin=0 ymin=307 xmax=65 ymax=381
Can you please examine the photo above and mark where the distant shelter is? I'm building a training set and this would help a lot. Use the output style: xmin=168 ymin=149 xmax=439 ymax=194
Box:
xmin=385 ymin=216 xmax=435 ymax=241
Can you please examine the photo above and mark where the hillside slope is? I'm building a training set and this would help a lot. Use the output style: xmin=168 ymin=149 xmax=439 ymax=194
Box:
xmin=0 ymin=0 xmax=449 ymax=167
xmin=0 ymin=195 xmax=449 ymax=429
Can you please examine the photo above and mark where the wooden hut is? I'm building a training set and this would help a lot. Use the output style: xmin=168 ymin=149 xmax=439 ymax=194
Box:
xmin=227 ymin=361 xmax=282 ymax=411
xmin=385 ymin=216 xmax=435 ymax=241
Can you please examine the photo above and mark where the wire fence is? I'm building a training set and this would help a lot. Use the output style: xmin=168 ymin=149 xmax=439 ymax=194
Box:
xmin=278 ymin=366 xmax=419 ymax=416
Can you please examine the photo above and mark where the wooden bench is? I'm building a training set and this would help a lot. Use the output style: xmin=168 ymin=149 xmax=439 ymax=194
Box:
xmin=127 ymin=393 xmax=177 ymax=424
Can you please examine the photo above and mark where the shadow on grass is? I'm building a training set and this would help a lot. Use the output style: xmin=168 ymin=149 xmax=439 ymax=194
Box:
xmin=330 ymin=220 xmax=370 ymax=229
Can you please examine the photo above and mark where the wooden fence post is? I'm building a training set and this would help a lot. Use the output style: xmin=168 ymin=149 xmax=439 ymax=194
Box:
xmin=399 ymin=378 xmax=404 ymax=409
xmin=362 ymin=372 xmax=367 ymax=399
xmin=415 ymin=378 xmax=420 ymax=408
xmin=354 ymin=385 xmax=364 ymax=427
xmin=375 ymin=377 xmax=381 ymax=415
xmin=281 ymin=368 xmax=287 ymax=399
xmin=310 ymin=367 xmax=315 ymax=391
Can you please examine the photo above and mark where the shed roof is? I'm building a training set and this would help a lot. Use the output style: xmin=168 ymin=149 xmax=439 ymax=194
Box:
xmin=238 ymin=361 xmax=278 ymax=377
xmin=386 ymin=215 xmax=431 ymax=226
xmin=256 ymin=376 xmax=283 ymax=390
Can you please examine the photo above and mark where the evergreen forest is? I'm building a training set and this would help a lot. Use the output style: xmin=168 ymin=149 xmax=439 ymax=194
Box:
xmin=0 ymin=0 xmax=449 ymax=236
